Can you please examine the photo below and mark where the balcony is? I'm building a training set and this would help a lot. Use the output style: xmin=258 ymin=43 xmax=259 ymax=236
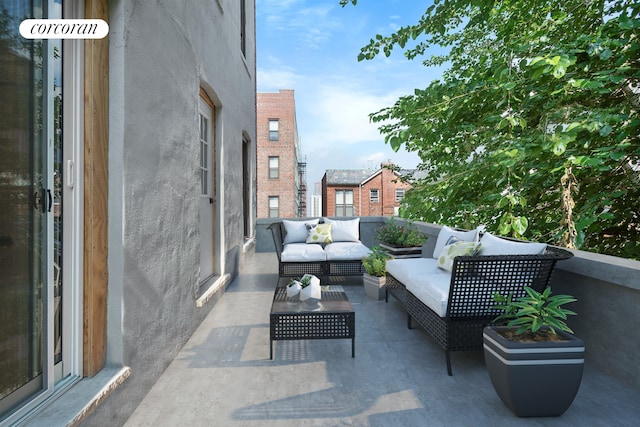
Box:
xmin=120 ymin=217 xmax=640 ymax=426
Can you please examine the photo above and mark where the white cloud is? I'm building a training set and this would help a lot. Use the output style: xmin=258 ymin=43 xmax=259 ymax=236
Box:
xmin=292 ymin=77 xmax=407 ymax=145
xmin=259 ymin=1 xmax=341 ymax=50
xmin=357 ymin=152 xmax=389 ymax=169
xmin=256 ymin=0 xmax=436 ymax=188
xmin=292 ymin=79 xmax=421 ymax=184
xmin=257 ymin=67 xmax=300 ymax=91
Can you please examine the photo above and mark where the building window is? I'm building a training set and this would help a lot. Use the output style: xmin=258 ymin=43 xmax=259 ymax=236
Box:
xmin=243 ymin=137 xmax=251 ymax=238
xmin=269 ymin=196 xmax=279 ymax=218
xmin=240 ymin=0 xmax=247 ymax=57
xmin=269 ymin=156 xmax=279 ymax=179
xmin=370 ymin=189 xmax=379 ymax=203
xmin=269 ymin=119 xmax=279 ymax=141
xmin=396 ymin=189 xmax=405 ymax=202
xmin=335 ymin=190 xmax=354 ymax=217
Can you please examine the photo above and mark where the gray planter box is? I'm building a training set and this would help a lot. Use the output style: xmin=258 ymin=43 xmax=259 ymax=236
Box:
xmin=379 ymin=243 xmax=422 ymax=259
xmin=483 ymin=326 xmax=585 ymax=417
xmin=363 ymin=273 xmax=385 ymax=300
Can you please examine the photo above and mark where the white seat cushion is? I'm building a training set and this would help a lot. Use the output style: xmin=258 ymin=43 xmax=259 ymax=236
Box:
xmin=281 ymin=243 xmax=327 ymax=262
xmin=386 ymin=258 xmax=452 ymax=317
xmin=324 ymin=242 xmax=371 ymax=261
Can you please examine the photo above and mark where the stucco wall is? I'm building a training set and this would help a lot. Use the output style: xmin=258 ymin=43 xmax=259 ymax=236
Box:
xmin=85 ymin=1 xmax=257 ymax=425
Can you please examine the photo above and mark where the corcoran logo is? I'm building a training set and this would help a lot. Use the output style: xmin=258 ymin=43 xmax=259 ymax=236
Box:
xmin=20 ymin=19 xmax=109 ymax=39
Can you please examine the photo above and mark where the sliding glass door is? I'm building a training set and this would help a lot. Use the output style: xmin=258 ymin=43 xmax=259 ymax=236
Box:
xmin=0 ymin=0 xmax=71 ymax=421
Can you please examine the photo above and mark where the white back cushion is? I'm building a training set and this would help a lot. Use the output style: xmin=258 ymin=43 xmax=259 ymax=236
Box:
xmin=282 ymin=219 xmax=320 ymax=244
xmin=478 ymin=232 xmax=546 ymax=255
xmin=432 ymin=225 xmax=478 ymax=259
xmin=323 ymin=218 xmax=360 ymax=242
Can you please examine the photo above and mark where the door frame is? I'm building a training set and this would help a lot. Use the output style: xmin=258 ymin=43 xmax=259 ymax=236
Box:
xmin=199 ymin=89 xmax=216 ymax=284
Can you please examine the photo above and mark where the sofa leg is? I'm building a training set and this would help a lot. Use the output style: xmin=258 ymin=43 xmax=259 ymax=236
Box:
xmin=446 ymin=351 xmax=452 ymax=376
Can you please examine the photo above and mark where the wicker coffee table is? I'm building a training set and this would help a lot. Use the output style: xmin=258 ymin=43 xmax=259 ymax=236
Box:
xmin=270 ymin=285 xmax=355 ymax=359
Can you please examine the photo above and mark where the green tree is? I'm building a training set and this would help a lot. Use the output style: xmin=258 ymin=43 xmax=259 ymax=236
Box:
xmin=341 ymin=0 xmax=640 ymax=259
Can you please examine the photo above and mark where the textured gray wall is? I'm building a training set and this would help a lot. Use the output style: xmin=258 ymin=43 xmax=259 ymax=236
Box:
xmin=551 ymin=252 xmax=640 ymax=392
xmin=84 ymin=1 xmax=257 ymax=425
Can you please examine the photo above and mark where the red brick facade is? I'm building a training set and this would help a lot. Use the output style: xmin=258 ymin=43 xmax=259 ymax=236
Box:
xmin=256 ymin=90 xmax=305 ymax=218
xmin=322 ymin=164 xmax=413 ymax=217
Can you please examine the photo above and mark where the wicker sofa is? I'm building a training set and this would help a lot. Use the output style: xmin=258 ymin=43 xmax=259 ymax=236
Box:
xmin=269 ymin=218 xmax=372 ymax=282
xmin=385 ymin=226 xmax=573 ymax=375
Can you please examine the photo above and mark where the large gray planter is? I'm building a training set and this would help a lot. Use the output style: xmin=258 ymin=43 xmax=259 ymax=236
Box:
xmin=483 ymin=326 xmax=585 ymax=417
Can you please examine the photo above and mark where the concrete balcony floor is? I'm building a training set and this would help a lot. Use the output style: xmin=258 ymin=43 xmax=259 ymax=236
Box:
xmin=125 ymin=252 xmax=640 ymax=427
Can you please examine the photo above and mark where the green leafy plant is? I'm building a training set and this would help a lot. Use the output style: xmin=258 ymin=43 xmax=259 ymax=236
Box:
xmin=342 ymin=0 xmax=640 ymax=260
xmin=376 ymin=218 xmax=426 ymax=248
xmin=288 ymin=275 xmax=312 ymax=288
xmin=492 ymin=286 xmax=577 ymax=340
xmin=299 ymin=275 xmax=311 ymax=288
xmin=362 ymin=246 xmax=392 ymax=277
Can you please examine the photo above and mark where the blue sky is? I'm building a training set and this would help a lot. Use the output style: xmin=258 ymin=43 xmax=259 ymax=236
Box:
xmin=256 ymin=0 xmax=442 ymax=190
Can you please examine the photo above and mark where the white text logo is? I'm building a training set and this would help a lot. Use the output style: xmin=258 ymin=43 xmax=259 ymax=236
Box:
xmin=20 ymin=19 xmax=108 ymax=39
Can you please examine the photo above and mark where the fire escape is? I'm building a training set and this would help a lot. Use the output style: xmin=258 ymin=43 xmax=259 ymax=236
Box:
xmin=297 ymin=157 xmax=307 ymax=217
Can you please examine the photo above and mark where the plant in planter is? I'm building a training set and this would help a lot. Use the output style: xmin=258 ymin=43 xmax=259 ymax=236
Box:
xmin=298 ymin=274 xmax=321 ymax=307
xmin=376 ymin=218 xmax=426 ymax=258
xmin=361 ymin=246 xmax=391 ymax=300
xmin=483 ymin=286 xmax=585 ymax=417
xmin=287 ymin=278 xmax=302 ymax=299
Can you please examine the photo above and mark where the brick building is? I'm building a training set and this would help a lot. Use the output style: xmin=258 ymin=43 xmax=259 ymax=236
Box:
xmin=257 ymin=90 xmax=307 ymax=218
xmin=322 ymin=163 xmax=414 ymax=217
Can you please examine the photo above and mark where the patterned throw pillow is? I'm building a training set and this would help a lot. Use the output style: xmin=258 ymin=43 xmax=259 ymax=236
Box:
xmin=432 ymin=225 xmax=479 ymax=260
xmin=437 ymin=240 xmax=481 ymax=272
xmin=306 ymin=223 xmax=332 ymax=244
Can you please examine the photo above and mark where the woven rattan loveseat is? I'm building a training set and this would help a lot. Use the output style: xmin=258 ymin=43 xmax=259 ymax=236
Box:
xmin=385 ymin=227 xmax=573 ymax=376
xmin=269 ymin=218 xmax=371 ymax=282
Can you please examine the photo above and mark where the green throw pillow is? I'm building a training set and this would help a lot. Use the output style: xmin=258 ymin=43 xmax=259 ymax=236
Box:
xmin=306 ymin=223 xmax=332 ymax=244
xmin=437 ymin=241 xmax=481 ymax=272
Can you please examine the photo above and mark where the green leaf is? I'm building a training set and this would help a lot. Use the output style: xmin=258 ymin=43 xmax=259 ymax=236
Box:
xmin=512 ymin=216 xmax=529 ymax=235
xmin=352 ymin=0 xmax=640 ymax=260
xmin=599 ymin=124 xmax=613 ymax=136
xmin=599 ymin=49 xmax=613 ymax=60
xmin=553 ymin=140 xmax=567 ymax=155
xmin=498 ymin=213 xmax=512 ymax=235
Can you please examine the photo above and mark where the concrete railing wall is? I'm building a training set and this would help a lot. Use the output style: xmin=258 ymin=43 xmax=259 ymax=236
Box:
xmin=256 ymin=217 xmax=640 ymax=392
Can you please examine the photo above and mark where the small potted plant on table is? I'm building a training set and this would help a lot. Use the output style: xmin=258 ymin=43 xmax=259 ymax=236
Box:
xmin=376 ymin=218 xmax=426 ymax=258
xmin=361 ymin=246 xmax=391 ymax=300
xmin=298 ymin=274 xmax=321 ymax=308
xmin=483 ymin=286 xmax=585 ymax=417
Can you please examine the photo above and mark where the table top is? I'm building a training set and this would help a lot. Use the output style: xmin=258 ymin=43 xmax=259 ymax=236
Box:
xmin=271 ymin=285 xmax=354 ymax=314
